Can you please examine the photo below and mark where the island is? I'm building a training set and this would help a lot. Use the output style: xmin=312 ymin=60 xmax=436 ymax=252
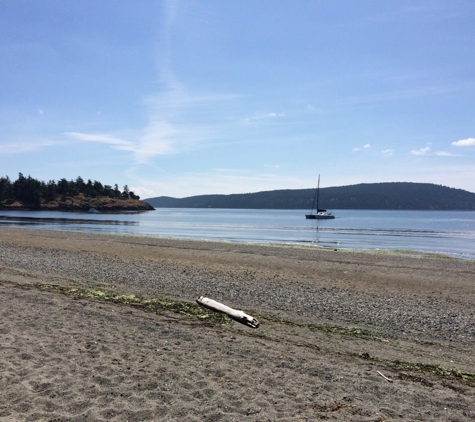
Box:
xmin=0 ymin=174 xmax=154 ymax=212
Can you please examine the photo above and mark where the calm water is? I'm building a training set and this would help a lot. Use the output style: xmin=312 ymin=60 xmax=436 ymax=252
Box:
xmin=0 ymin=209 xmax=474 ymax=259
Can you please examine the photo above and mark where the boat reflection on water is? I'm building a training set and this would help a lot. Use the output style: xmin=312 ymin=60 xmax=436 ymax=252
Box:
xmin=310 ymin=222 xmax=341 ymax=247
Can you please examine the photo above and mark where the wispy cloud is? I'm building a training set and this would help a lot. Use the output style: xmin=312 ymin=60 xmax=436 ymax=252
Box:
xmin=381 ymin=149 xmax=394 ymax=157
xmin=66 ymin=132 xmax=135 ymax=151
xmin=352 ymin=143 xmax=371 ymax=152
xmin=452 ymin=137 xmax=475 ymax=147
xmin=107 ymin=1 xmax=245 ymax=164
xmin=63 ymin=2 xmax=241 ymax=166
xmin=66 ymin=127 xmax=179 ymax=164
xmin=241 ymin=112 xmax=285 ymax=124
xmin=410 ymin=146 xmax=430 ymax=156
xmin=135 ymin=120 xmax=179 ymax=160
xmin=435 ymin=151 xmax=458 ymax=157
xmin=0 ymin=139 xmax=62 ymax=155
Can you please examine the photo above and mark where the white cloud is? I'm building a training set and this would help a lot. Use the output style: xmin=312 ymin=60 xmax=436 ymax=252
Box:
xmin=410 ymin=146 xmax=430 ymax=155
xmin=435 ymin=151 xmax=458 ymax=157
xmin=242 ymin=112 xmax=285 ymax=124
xmin=65 ymin=83 xmax=239 ymax=164
xmin=381 ymin=149 xmax=394 ymax=157
xmin=130 ymin=185 xmax=157 ymax=200
xmin=66 ymin=129 xmax=178 ymax=164
xmin=135 ymin=120 xmax=177 ymax=162
xmin=452 ymin=137 xmax=475 ymax=147
xmin=352 ymin=143 xmax=371 ymax=152
xmin=66 ymin=132 xmax=134 ymax=150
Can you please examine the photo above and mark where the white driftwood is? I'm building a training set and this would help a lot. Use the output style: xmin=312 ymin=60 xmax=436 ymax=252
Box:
xmin=196 ymin=296 xmax=259 ymax=329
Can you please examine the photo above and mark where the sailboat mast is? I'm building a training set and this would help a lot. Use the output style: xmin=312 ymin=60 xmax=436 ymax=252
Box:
xmin=316 ymin=174 xmax=321 ymax=211
xmin=309 ymin=179 xmax=318 ymax=213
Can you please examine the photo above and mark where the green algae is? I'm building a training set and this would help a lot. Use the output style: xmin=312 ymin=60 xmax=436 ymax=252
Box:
xmin=35 ymin=283 xmax=231 ymax=325
xmin=256 ymin=313 xmax=391 ymax=341
xmin=358 ymin=352 xmax=475 ymax=385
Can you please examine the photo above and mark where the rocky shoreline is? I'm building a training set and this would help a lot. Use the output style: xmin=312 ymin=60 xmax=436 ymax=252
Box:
xmin=0 ymin=195 xmax=154 ymax=212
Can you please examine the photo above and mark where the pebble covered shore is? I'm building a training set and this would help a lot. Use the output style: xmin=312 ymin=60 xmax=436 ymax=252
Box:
xmin=1 ymin=228 xmax=474 ymax=346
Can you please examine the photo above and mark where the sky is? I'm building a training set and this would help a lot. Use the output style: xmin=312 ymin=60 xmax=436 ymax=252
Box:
xmin=1 ymin=0 xmax=475 ymax=198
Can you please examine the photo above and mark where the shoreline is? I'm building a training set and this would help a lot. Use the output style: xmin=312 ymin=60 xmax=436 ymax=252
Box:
xmin=1 ymin=227 xmax=475 ymax=420
xmin=1 ymin=208 xmax=474 ymax=261
xmin=1 ymin=222 xmax=473 ymax=262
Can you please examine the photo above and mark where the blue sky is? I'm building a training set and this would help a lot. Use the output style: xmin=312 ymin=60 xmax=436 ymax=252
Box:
xmin=1 ymin=0 xmax=474 ymax=198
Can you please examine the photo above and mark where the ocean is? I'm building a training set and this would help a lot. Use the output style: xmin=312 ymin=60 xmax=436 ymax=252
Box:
xmin=0 ymin=209 xmax=474 ymax=259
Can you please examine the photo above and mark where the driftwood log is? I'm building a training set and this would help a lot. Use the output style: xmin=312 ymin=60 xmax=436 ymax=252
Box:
xmin=196 ymin=296 xmax=260 ymax=329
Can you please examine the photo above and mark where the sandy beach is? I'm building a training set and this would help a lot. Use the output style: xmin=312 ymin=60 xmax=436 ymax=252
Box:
xmin=1 ymin=227 xmax=474 ymax=421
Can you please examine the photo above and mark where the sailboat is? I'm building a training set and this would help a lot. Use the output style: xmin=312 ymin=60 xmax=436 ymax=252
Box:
xmin=305 ymin=175 xmax=335 ymax=219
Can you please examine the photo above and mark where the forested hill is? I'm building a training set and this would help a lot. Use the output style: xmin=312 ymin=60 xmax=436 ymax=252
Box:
xmin=0 ymin=174 xmax=154 ymax=212
xmin=145 ymin=182 xmax=475 ymax=210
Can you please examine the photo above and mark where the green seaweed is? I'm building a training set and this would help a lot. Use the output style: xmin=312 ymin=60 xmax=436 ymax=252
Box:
xmin=34 ymin=283 xmax=231 ymax=325
xmin=358 ymin=352 xmax=475 ymax=385
xmin=256 ymin=313 xmax=391 ymax=341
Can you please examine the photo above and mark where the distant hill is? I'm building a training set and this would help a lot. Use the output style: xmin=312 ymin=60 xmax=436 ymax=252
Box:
xmin=145 ymin=182 xmax=475 ymax=210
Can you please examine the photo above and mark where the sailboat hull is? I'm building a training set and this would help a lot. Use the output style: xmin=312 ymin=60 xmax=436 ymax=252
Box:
xmin=305 ymin=213 xmax=335 ymax=220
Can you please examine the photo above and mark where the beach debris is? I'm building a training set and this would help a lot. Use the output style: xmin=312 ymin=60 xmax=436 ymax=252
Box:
xmin=377 ymin=370 xmax=393 ymax=383
xmin=196 ymin=296 xmax=259 ymax=328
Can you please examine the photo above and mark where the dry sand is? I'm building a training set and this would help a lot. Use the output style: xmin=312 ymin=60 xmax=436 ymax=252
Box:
xmin=1 ymin=227 xmax=474 ymax=421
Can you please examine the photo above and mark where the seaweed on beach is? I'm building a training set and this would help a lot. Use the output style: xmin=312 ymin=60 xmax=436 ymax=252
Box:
xmin=34 ymin=283 xmax=231 ymax=325
xmin=358 ymin=352 xmax=475 ymax=386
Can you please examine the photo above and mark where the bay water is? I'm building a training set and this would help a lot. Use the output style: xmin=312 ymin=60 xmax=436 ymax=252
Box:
xmin=0 ymin=209 xmax=474 ymax=259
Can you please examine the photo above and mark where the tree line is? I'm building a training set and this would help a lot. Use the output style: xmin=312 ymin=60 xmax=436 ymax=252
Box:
xmin=0 ymin=173 xmax=140 ymax=209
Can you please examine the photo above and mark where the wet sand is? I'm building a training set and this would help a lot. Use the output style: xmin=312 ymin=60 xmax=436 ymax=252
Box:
xmin=1 ymin=227 xmax=474 ymax=421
